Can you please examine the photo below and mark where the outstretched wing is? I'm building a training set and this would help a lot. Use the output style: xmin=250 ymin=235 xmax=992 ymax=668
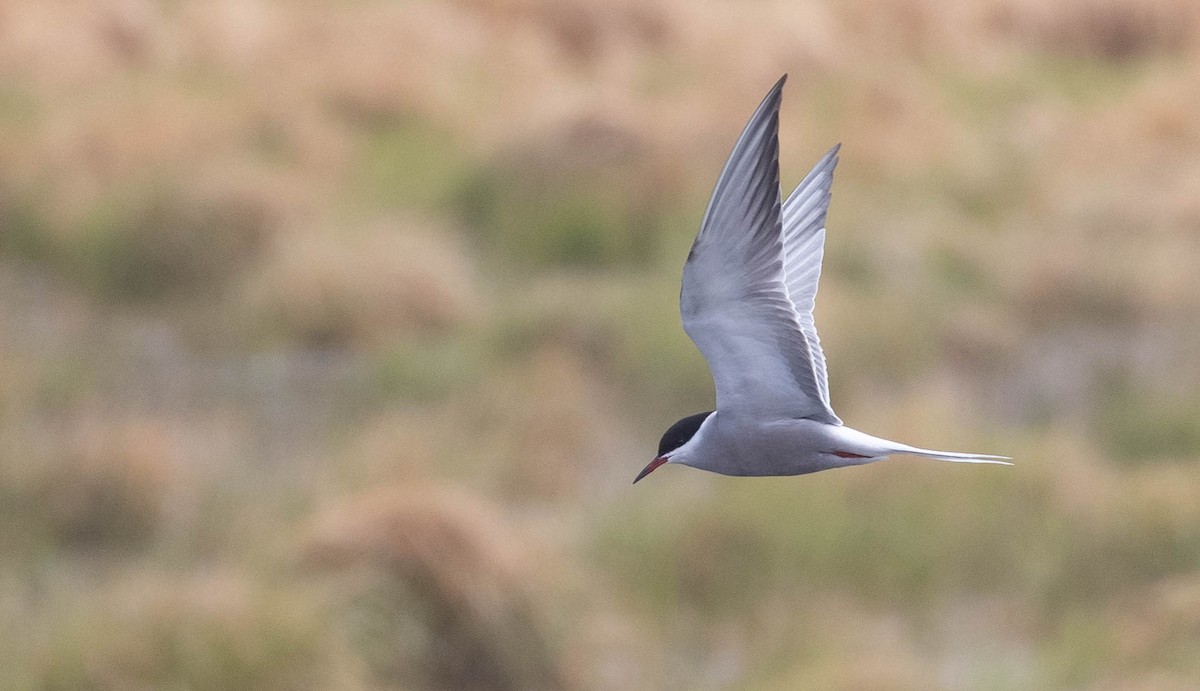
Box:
xmin=680 ymin=76 xmax=840 ymax=424
xmin=781 ymin=144 xmax=840 ymax=416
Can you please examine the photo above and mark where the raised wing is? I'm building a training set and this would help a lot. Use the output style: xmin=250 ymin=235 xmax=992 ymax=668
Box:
xmin=781 ymin=144 xmax=840 ymax=415
xmin=680 ymin=76 xmax=840 ymax=424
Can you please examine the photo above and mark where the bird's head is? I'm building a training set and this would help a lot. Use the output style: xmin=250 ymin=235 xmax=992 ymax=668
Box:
xmin=633 ymin=411 xmax=714 ymax=484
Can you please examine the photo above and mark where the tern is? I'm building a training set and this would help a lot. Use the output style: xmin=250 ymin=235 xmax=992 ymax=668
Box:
xmin=635 ymin=75 xmax=1010 ymax=484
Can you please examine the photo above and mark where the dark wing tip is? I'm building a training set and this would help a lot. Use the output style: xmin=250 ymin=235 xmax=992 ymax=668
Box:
xmin=767 ymin=74 xmax=787 ymax=102
xmin=693 ymin=73 xmax=787 ymax=248
xmin=818 ymin=143 xmax=841 ymax=167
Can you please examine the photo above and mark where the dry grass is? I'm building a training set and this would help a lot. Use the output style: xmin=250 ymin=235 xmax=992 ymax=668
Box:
xmin=241 ymin=217 xmax=483 ymax=346
xmin=0 ymin=413 xmax=179 ymax=558
xmin=20 ymin=571 xmax=334 ymax=691
xmin=303 ymin=486 xmax=575 ymax=689
xmin=3 ymin=0 xmax=1200 ymax=687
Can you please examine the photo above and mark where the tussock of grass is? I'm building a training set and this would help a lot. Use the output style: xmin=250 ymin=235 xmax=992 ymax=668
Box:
xmin=22 ymin=573 xmax=332 ymax=691
xmin=1 ymin=417 xmax=177 ymax=556
xmin=241 ymin=218 xmax=482 ymax=347
xmin=303 ymin=486 xmax=574 ymax=690
xmin=1 ymin=179 xmax=274 ymax=300
xmin=456 ymin=113 xmax=678 ymax=268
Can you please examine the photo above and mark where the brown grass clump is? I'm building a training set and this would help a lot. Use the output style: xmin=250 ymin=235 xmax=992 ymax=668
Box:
xmin=998 ymin=0 xmax=1200 ymax=61
xmin=0 ymin=92 xmax=281 ymax=298
xmin=1119 ymin=577 xmax=1200 ymax=668
xmin=459 ymin=107 xmax=681 ymax=267
xmin=303 ymin=485 xmax=574 ymax=690
xmin=30 ymin=572 xmax=331 ymax=691
xmin=28 ymin=416 xmax=178 ymax=551
xmin=830 ymin=0 xmax=1200 ymax=66
xmin=242 ymin=218 xmax=482 ymax=346
xmin=323 ymin=342 xmax=638 ymax=501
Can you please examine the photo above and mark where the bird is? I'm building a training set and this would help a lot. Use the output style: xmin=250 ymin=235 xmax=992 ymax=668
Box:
xmin=634 ymin=75 xmax=1010 ymax=484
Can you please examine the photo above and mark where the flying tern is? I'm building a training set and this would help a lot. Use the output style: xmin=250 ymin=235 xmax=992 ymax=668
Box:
xmin=635 ymin=75 xmax=1010 ymax=484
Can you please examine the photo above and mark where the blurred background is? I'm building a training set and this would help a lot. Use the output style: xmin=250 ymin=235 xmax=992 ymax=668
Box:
xmin=2 ymin=0 xmax=1200 ymax=688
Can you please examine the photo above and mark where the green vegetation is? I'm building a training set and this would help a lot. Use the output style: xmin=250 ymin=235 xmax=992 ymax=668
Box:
xmin=3 ymin=0 xmax=1200 ymax=688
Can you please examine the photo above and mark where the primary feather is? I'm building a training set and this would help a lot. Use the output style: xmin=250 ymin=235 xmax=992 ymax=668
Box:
xmin=682 ymin=75 xmax=839 ymax=424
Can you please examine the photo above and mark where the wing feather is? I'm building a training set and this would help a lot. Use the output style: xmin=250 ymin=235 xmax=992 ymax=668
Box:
xmin=681 ymin=76 xmax=840 ymax=424
xmin=781 ymin=144 xmax=840 ymax=412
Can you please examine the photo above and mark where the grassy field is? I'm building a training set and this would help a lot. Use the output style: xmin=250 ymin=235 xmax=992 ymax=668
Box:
xmin=3 ymin=0 xmax=1200 ymax=688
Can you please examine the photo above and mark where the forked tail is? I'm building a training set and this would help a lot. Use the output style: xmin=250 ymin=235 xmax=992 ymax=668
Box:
xmin=893 ymin=445 xmax=1012 ymax=465
xmin=829 ymin=426 xmax=1011 ymax=465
